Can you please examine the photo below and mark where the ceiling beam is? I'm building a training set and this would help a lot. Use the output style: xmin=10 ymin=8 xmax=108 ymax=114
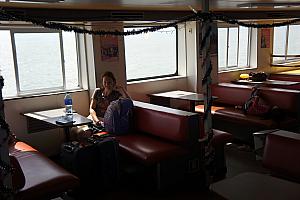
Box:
xmin=1 ymin=7 xmax=300 ymax=22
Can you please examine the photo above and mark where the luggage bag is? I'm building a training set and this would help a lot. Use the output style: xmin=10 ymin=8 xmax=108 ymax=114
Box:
xmin=61 ymin=135 xmax=119 ymax=189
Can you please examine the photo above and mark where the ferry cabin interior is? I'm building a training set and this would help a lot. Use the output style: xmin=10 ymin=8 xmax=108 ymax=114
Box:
xmin=1 ymin=0 xmax=300 ymax=199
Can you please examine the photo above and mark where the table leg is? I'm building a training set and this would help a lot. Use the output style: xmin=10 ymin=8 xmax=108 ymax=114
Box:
xmin=189 ymin=101 xmax=196 ymax=112
xmin=64 ymin=127 xmax=70 ymax=142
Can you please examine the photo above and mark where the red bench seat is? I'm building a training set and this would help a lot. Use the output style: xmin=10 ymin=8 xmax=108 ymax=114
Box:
xmin=115 ymin=101 xmax=232 ymax=188
xmin=116 ymin=134 xmax=188 ymax=165
xmin=211 ymin=130 xmax=300 ymax=200
xmin=117 ymin=101 xmax=200 ymax=164
xmin=195 ymin=83 xmax=300 ymax=144
xmin=10 ymin=141 xmax=79 ymax=200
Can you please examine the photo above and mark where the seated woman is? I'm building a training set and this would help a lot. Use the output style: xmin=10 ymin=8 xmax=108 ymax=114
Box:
xmin=71 ymin=71 xmax=130 ymax=140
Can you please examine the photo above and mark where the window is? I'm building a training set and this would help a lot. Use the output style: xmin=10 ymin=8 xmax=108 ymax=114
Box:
xmin=273 ymin=24 xmax=300 ymax=63
xmin=124 ymin=26 xmax=177 ymax=81
xmin=218 ymin=26 xmax=251 ymax=71
xmin=0 ymin=27 xmax=80 ymax=98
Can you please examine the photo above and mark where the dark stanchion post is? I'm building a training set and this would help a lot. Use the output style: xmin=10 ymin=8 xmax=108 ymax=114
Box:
xmin=0 ymin=76 xmax=13 ymax=200
xmin=200 ymin=0 xmax=215 ymax=186
xmin=201 ymin=0 xmax=213 ymax=142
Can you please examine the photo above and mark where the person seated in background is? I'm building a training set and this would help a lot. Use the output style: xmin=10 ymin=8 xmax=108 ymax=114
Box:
xmin=71 ymin=71 xmax=130 ymax=141
xmin=90 ymin=71 xmax=130 ymax=126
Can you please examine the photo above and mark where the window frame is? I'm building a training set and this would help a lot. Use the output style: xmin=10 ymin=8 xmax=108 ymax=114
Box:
xmin=272 ymin=24 xmax=300 ymax=64
xmin=0 ymin=26 xmax=82 ymax=97
xmin=217 ymin=25 xmax=252 ymax=72
xmin=124 ymin=25 xmax=178 ymax=82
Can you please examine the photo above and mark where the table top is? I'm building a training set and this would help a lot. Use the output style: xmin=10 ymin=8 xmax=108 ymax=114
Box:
xmin=149 ymin=90 xmax=217 ymax=101
xmin=23 ymin=108 xmax=93 ymax=128
xmin=232 ymin=79 xmax=300 ymax=86
xmin=211 ymin=172 xmax=300 ymax=200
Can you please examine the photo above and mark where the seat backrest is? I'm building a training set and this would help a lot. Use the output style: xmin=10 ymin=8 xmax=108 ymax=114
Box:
xmin=212 ymin=83 xmax=300 ymax=115
xmin=269 ymin=74 xmax=300 ymax=82
xmin=259 ymin=87 xmax=300 ymax=114
xmin=263 ymin=130 xmax=300 ymax=182
xmin=132 ymin=101 xmax=199 ymax=146
xmin=211 ymin=83 xmax=253 ymax=106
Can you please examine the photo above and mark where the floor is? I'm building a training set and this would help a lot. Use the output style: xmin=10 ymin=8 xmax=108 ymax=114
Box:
xmin=53 ymin=143 xmax=268 ymax=200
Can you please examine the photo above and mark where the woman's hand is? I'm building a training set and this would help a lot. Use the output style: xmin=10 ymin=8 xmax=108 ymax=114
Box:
xmin=95 ymin=120 xmax=102 ymax=127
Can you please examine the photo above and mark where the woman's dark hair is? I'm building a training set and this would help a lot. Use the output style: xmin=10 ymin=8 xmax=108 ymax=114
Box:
xmin=102 ymin=71 xmax=116 ymax=84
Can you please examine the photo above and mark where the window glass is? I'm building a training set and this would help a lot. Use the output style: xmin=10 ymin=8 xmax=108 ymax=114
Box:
xmin=218 ymin=26 xmax=251 ymax=71
xmin=124 ymin=27 xmax=177 ymax=81
xmin=63 ymin=32 xmax=79 ymax=89
xmin=273 ymin=26 xmax=287 ymax=62
xmin=14 ymin=32 xmax=63 ymax=92
xmin=218 ymin=28 xmax=227 ymax=69
xmin=0 ymin=27 xmax=80 ymax=98
xmin=0 ymin=30 xmax=17 ymax=97
xmin=287 ymin=25 xmax=300 ymax=55
xmin=238 ymin=26 xmax=249 ymax=67
xmin=227 ymin=27 xmax=238 ymax=67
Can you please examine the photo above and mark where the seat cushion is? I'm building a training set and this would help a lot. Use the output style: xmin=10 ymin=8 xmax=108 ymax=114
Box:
xmin=195 ymin=104 xmax=297 ymax=129
xmin=116 ymin=134 xmax=188 ymax=165
xmin=10 ymin=142 xmax=79 ymax=200
xmin=196 ymin=104 xmax=274 ymax=127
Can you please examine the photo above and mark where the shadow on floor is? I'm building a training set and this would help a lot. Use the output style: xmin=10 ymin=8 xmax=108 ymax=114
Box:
xmin=55 ymin=143 xmax=269 ymax=200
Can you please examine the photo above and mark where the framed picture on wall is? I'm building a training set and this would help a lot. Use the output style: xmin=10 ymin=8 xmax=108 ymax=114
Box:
xmin=100 ymin=36 xmax=119 ymax=62
xmin=261 ymin=28 xmax=270 ymax=48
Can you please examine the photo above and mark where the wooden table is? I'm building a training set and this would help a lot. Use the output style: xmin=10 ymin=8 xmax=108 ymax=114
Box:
xmin=23 ymin=108 xmax=93 ymax=141
xmin=211 ymin=172 xmax=300 ymax=200
xmin=148 ymin=90 xmax=217 ymax=112
xmin=232 ymin=79 xmax=300 ymax=86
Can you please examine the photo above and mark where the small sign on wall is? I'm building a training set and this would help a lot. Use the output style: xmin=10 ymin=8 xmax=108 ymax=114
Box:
xmin=261 ymin=28 xmax=270 ymax=48
xmin=100 ymin=36 xmax=119 ymax=62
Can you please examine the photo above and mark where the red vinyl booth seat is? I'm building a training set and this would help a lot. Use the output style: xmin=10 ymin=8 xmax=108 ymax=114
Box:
xmin=117 ymin=134 xmax=188 ymax=165
xmin=263 ymin=130 xmax=300 ymax=182
xmin=115 ymin=101 xmax=201 ymax=189
xmin=113 ymin=101 xmax=233 ymax=188
xmin=195 ymin=83 xmax=300 ymax=144
xmin=211 ymin=130 xmax=300 ymax=200
xmin=269 ymin=73 xmax=300 ymax=82
xmin=268 ymin=73 xmax=300 ymax=90
xmin=116 ymin=101 xmax=200 ymax=166
xmin=10 ymin=141 xmax=79 ymax=200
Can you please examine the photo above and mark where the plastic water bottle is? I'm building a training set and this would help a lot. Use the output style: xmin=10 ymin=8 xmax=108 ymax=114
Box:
xmin=64 ymin=93 xmax=73 ymax=121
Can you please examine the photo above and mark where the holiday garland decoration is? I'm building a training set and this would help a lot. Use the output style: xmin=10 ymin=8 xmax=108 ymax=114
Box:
xmin=0 ymin=9 xmax=197 ymax=35
xmin=1 ymin=9 xmax=300 ymax=36
xmin=211 ymin=12 xmax=300 ymax=28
